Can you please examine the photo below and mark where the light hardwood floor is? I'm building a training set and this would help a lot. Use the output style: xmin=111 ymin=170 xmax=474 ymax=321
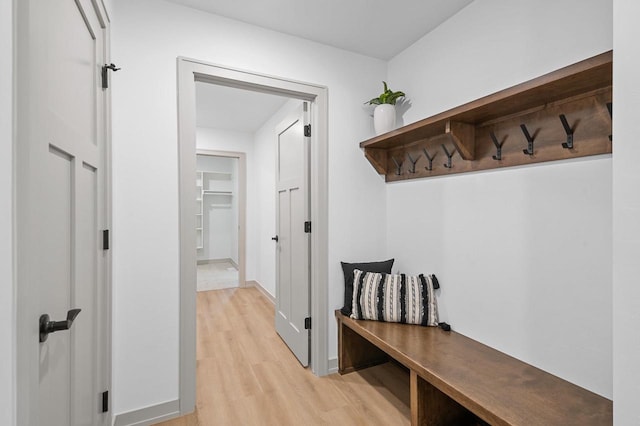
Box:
xmin=155 ymin=286 xmax=410 ymax=425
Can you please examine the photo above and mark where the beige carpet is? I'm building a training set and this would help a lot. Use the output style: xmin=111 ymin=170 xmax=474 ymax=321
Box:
xmin=197 ymin=260 xmax=239 ymax=291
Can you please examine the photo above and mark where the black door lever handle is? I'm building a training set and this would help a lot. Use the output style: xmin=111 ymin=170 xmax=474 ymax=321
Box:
xmin=39 ymin=308 xmax=81 ymax=343
xmin=271 ymin=236 xmax=279 ymax=242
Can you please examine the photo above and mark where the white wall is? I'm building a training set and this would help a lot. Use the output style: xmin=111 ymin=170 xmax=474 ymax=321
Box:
xmin=387 ymin=0 xmax=613 ymax=398
xmin=0 ymin=0 xmax=14 ymax=424
xmin=613 ymin=1 xmax=640 ymax=423
xmin=112 ymin=0 xmax=386 ymax=415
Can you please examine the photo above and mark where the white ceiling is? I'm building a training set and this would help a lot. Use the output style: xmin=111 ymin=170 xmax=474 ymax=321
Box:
xmin=191 ymin=0 xmax=474 ymax=132
xmin=196 ymin=82 xmax=290 ymax=132
xmin=163 ymin=0 xmax=473 ymax=60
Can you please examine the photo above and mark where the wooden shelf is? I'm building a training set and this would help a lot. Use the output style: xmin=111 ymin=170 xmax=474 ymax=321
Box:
xmin=361 ymin=51 xmax=613 ymax=181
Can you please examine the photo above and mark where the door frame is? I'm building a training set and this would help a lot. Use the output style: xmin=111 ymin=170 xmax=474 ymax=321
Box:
xmin=15 ymin=0 xmax=113 ymax=424
xmin=177 ymin=57 xmax=329 ymax=414
xmin=196 ymin=149 xmax=247 ymax=287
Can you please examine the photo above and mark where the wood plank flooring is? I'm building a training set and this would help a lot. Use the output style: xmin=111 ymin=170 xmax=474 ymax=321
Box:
xmin=154 ymin=287 xmax=410 ymax=425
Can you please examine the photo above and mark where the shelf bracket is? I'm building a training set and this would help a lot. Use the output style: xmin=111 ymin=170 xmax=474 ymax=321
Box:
xmin=364 ymin=148 xmax=387 ymax=175
xmin=422 ymin=148 xmax=436 ymax=171
xmin=559 ymin=114 xmax=575 ymax=149
xmin=446 ymin=121 xmax=475 ymax=160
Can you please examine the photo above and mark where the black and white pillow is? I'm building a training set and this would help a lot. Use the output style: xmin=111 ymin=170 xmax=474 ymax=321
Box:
xmin=350 ymin=270 xmax=439 ymax=326
xmin=340 ymin=259 xmax=394 ymax=316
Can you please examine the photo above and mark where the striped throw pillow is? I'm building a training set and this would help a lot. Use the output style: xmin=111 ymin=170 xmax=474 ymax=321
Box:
xmin=350 ymin=270 xmax=439 ymax=326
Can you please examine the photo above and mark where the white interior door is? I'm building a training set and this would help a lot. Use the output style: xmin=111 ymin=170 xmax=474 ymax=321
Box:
xmin=17 ymin=0 xmax=110 ymax=424
xmin=275 ymin=103 xmax=311 ymax=366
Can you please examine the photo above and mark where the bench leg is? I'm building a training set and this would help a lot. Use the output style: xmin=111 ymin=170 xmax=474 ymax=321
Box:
xmin=337 ymin=317 xmax=388 ymax=374
xmin=410 ymin=370 xmax=476 ymax=426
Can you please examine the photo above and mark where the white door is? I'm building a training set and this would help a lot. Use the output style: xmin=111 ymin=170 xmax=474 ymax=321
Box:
xmin=275 ymin=103 xmax=311 ymax=366
xmin=17 ymin=0 xmax=110 ymax=424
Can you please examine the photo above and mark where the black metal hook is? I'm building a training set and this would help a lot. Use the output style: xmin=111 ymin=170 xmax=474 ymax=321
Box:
xmin=559 ymin=114 xmax=575 ymax=149
xmin=422 ymin=148 xmax=436 ymax=171
xmin=441 ymin=144 xmax=456 ymax=169
xmin=391 ymin=156 xmax=403 ymax=175
xmin=607 ymin=102 xmax=612 ymax=141
xmin=490 ymin=131 xmax=504 ymax=161
xmin=520 ymin=124 xmax=535 ymax=156
xmin=407 ymin=153 xmax=420 ymax=174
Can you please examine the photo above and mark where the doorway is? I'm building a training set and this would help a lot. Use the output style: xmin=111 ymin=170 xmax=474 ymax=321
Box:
xmin=178 ymin=57 xmax=329 ymax=414
xmin=196 ymin=152 xmax=244 ymax=291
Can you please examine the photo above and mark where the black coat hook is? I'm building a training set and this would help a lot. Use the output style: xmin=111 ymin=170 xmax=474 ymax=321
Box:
xmin=607 ymin=102 xmax=612 ymax=141
xmin=520 ymin=124 xmax=535 ymax=156
xmin=559 ymin=114 xmax=575 ymax=149
xmin=407 ymin=153 xmax=420 ymax=174
xmin=391 ymin=156 xmax=403 ymax=175
xmin=441 ymin=144 xmax=456 ymax=169
xmin=422 ymin=148 xmax=436 ymax=171
xmin=490 ymin=131 xmax=504 ymax=161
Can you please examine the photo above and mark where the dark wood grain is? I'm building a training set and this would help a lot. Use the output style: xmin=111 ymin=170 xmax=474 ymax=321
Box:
xmin=384 ymin=88 xmax=611 ymax=181
xmin=336 ymin=310 xmax=612 ymax=426
xmin=337 ymin=312 xmax=389 ymax=374
xmin=359 ymin=51 xmax=613 ymax=181
xmin=447 ymin=121 xmax=475 ymax=160
xmin=411 ymin=370 xmax=478 ymax=426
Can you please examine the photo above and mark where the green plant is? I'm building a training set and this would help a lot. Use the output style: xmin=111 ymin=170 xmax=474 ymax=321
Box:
xmin=366 ymin=81 xmax=406 ymax=105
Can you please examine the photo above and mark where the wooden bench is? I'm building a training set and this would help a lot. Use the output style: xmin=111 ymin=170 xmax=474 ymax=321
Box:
xmin=336 ymin=311 xmax=612 ymax=426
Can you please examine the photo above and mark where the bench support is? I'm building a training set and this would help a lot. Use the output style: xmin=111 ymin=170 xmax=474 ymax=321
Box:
xmin=337 ymin=313 xmax=388 ymax=373
xmin=410 ymin=370 xmax=476 ymax=426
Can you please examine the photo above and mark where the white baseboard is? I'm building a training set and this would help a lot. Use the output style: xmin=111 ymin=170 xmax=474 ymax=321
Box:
xmin=246 ymin=280 xmax=275 ymax=304
xmin=328 ymin=357 xmax=338 ymax=374
xmin=113 ymin=399 xmax=180 ymax=426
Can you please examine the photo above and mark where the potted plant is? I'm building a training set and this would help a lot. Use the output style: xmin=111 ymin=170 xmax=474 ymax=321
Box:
xmin=366 ymin=81 xmax=406 ymax=135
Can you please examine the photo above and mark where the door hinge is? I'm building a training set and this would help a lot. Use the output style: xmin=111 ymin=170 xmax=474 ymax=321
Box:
xmin=304 ymin=124 xmax=311 ymax=137
xmin=304 ymin=317 xmax=311 ymax=330
xmin=304 ymin=221 xmax=311 ymax=233
xmin=102 ymin=390 xmax=109 ymax=413
xmin=101 ymin=63 xmax=121 ymax=89
xmin=102 ymin=229 xmax=110 ymax=250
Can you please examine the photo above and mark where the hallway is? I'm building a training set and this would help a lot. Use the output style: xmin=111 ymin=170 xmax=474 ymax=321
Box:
xmin=156 ymin=287 xmax=410 ymax=425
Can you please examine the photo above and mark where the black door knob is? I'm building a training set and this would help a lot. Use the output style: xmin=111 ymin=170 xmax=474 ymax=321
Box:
xmin=271 ymin=236 xmax=279 ymax=242
xmin=39 ymin=308 xmax=81 ymax=343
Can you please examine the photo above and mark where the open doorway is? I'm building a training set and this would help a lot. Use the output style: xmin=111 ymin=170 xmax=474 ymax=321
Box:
xmin=196 ymin=152 xmax=243 ymax=291
xmin=178 ymin=57 xmax=329 ymax=414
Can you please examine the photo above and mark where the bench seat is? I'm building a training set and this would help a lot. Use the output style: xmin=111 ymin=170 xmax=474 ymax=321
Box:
xmin=336 ymin=310 xmax=612 ymax=426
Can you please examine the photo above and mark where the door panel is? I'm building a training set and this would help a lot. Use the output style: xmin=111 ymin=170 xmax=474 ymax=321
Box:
xmin=275 ymin=103 xmax=310 ymax=366
xmin=277 ymin=190 xmax=292 ymax=318
xmin=74 ymin=162 xmax=99 ymax=424
xmin=46 ymin=0 xmax=98 ymax=149
xmin=18 ymin=0 xmax=109 ymax=424
xmin=289 ymin=188 xmax=306 ymax=332
xmin=38 ymin=146 xmax=73 ymax=426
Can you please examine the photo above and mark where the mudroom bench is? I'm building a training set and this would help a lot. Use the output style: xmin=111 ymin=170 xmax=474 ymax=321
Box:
xmin=336 ymin=311 xmax=612 ymax=426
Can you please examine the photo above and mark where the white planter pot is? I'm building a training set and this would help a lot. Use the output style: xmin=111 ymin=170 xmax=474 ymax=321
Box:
xmin=373 ymin=104 xmax=397 ymax=135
